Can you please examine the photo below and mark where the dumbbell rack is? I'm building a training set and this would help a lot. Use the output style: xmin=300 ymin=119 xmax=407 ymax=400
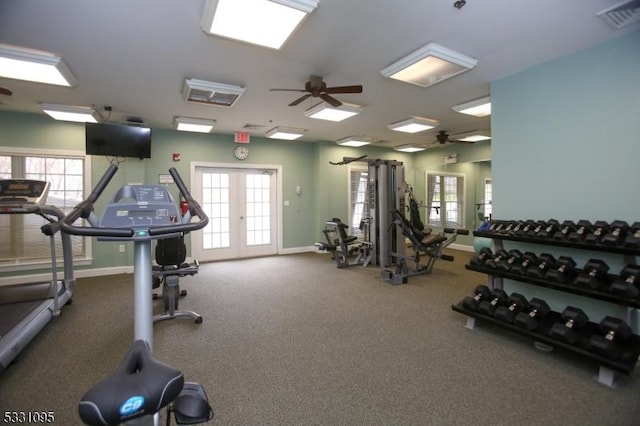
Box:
xmin=452 ymin=225 xmax=640 ymax=387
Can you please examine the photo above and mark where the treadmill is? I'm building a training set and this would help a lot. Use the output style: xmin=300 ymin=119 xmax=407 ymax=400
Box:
xmin=0 ymin=179 xmax=75 ymax=371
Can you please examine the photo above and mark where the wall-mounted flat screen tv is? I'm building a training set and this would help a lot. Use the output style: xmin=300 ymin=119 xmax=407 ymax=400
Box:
xmin=85 ymin=122 xmax=152 ymax=159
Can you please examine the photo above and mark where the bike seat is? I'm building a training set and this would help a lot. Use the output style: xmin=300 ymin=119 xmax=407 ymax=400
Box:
xmin=78 ymin=340 xmax=184 ymax=426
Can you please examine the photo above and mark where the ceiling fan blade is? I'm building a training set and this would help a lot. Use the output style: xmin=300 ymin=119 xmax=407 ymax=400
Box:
xmin=289 ymin=93 xmax=312 ymax=106
xmin=320 ymin=93 xmax=342 ymax=107
xmin=0 ymin=87 xmax=12 ymax=96
xmin=451 ymin=140 xmax=475 ymax=144
xmin=324 ymin=85 xmax=363 ymax=94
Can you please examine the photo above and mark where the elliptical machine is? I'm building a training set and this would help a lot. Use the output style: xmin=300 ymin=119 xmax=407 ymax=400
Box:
xmin=60 ymin=165 xmax=212 ymax=426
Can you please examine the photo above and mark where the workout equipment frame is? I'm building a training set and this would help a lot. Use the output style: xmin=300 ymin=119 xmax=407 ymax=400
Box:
xmin=60 ymin=165 xmax=209 ymax=425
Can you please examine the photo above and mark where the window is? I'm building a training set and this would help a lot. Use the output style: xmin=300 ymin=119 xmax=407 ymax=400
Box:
xmin=0 ymin=148 xmax=89 ymax=269
xmin=426 ymin=172 xmax=465 ymax=228
xmin=483 ymin=178 xmax=492 ymax=219
xmin=348 ymin=167 xmax=369 ymax=238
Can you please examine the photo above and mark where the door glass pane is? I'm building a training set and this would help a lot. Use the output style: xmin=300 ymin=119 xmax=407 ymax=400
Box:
xmin=246 ymin=173 xmax=270 ymax=246
xmin=201 ymin=172 xmax=230 ymax=249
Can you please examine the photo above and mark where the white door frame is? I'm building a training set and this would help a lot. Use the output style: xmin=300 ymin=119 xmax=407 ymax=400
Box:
xmin=190 ymin=161 xmax=283 ymax=258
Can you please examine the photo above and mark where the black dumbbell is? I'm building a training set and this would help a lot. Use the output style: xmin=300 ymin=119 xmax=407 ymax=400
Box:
xmin=584 ymin=220 xmax=610 ymax=244
xmin=501 ymin=221 xmax=517 ymax=234
xmin=601 ymin=220 xmax=629 ymax=246
xmin=574 ymin=259 xmax=610 ymax=290
xmin=514 ymin=298 xmax=551 ymax=331
xmin=623 ymin=222 xmax=640 ymax=249
xmin=509 ymin=221 xmax=526 ymax=235
xmin=470 ymin=247 xmax=493 ymax=267
xmin=608 ymin=264 xmax=640 ymax=298
xmin=586 ymin=316 xmax=633 ymax=360
xmin=545 ymin=256 xmax=577 ymax=283
xmin=514 ymin=220 xmax=536 ymax=237
xmin=549 ymin=306 xmax=590 ymax=345
xmin=567 ymin=220 xmax=592 ymax=242
xmin=526 ymin=253 xmax=557 ymax=279
xmin=495 ymin=249 xmax=523 ymax=272
xmin=478 ymin=288 xmax=508 ymax=316
xmin=553 ymin=220 xmax=576 ymax=240
xmin=495 ymin=293 xmax=529 ymax=323
xmin=488 ymin=221 xmax=508 ymax=232
xmin=462 ymin=284 xmax=492 ymax=311
xmin=537 ymin=219 xmax=560 ymax=239
xmin=484 ymin=249 xmax=509 ymax=269
xmin=510 ymin=252 xmax=538 ymax=276
xmin=527 ymin=220 xmax=548 ymax=238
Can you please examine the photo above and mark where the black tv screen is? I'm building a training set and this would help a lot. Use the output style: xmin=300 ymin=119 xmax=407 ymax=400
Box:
xmin=85 ymin=122 xmax=151 ymax=159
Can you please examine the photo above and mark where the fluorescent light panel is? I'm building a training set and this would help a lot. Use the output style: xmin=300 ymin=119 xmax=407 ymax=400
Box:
xmin=175 ymin=117 xmax=216 ymax=133
xmin=40 ymin=103 xmax=98 ymax=123
xmin=452 ymin=96 xmax=491 ymax=117
xmin=337 ymin=136 xmax=372 ymax=147
xmin=394 ymin=145 xmax=426 ymax=153
xmin=266 ymin=126 xmax=305 ymax=140
xmin=0 ymin=44 xmax=76 ymax=87
xmin=201 ymin=0 xmax=318 ymax=49
xmin=381 ymin=42 xmax=478 ymax=88
xmin=305 ymin=102 xmax=362 ymax=122
xmin=388 ymin=116 xmax=439 ymax=134
xmin=450 ymin=129 xmax=491 ymax=142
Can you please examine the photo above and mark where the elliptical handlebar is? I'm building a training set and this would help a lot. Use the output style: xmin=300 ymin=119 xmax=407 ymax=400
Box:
xmin=59 ymin=165 xmax=208 ymax=238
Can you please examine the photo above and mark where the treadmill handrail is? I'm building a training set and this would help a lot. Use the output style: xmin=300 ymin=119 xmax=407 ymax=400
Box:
xmin=59 ymin=165 xmax=208 ymax=238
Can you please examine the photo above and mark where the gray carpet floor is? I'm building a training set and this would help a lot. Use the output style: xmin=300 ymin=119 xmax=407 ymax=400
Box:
xmin=0 ymin=250 xmax=639 ymax=425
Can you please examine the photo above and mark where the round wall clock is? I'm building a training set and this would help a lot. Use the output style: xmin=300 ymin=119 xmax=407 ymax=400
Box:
xmin=233 ymin=145 xmax=249 ymax=160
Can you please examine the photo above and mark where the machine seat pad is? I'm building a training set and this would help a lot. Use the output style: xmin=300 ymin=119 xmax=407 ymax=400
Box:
xmin=78 ymin=340 xmax=184 ymax=426
xmin=422 ymin=234 xmax=447 ymax=246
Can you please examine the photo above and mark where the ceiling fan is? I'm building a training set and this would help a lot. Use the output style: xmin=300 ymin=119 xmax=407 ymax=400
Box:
xmin=0 ymin=86 xmax=12 ymax=96
xmin=270 ymin=75 xmax=362 ymax=108
xmin=434 ymin=130 xmax=475 ymax=145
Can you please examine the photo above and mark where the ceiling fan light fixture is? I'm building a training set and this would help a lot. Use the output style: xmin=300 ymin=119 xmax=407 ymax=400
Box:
xmin=40 ymin=103 xmax=98 ymax=123
xmin=450 ymin=129 xmax=491 ymax=142
xmin=305 ymin=102 xmax=362 ymax=122
xmin=380 ymin=42 xmax=478 ymax=88
xmin=0 ymin=43 xmax=76 ymax=87
xmin=201 ymin=0 xmax=318 ymax=50
xmin=266 ymin=126 xmax=305 ymax=140
xmin=336 ymin=136 xmax=372 ymax=147
xmin=452 ymin=96 xmax=491 ymax=117
xmin=394 ymin=144 xmax=427 ymax=153
xmin=387 ymin=116 xmax=439 ymax=133
xmin=175 ymin=116 xmax=216 ymax=133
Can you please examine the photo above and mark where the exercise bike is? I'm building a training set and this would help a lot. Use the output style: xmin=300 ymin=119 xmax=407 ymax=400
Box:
xmin=61 ymin=165 xmax=212 ymax=426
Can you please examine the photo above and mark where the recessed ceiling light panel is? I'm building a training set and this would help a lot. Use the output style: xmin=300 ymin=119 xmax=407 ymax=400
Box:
xmin=381 ymin=42 xmax=478 ymax=88
xmin=305 ymin=102 xmax=362 ymax=122
xmin=0 ymin=43 xmax=77 ymax=87
xmin=450 ymin=129 xmax=491 ymax=142
xmin=336 ymin=136 xmax=372 ymax=147
xmin=266 ymin=126 xmax=305 ymax=140
xmin=201 ymin=0 xmax=318 ymax=50
xmin=387 ymin=116 xmax=439 ymax=133
xmin=175 ymin=116 xmax=216 ymax=133
xmin=452 ymin=96 xmax=491 ymax=117
xmin=40 ymin=103 xmax=98 ymax=123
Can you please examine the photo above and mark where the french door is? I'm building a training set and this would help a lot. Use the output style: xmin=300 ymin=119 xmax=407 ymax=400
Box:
xmin=192 ymin=164 xmax=279 ymax=261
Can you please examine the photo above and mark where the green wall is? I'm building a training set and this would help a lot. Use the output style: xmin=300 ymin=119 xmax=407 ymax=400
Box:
xmin=491 ymin=31 xmax=640 ymax=324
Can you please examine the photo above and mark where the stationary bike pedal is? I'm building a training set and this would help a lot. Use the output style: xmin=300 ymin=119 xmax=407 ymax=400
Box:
xmin=171 ymin=382 xmax=214 ymax=424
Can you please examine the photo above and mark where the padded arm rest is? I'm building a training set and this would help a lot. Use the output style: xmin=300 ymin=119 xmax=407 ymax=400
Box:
xmin=78 ymin=340 xmax=184 ymax=426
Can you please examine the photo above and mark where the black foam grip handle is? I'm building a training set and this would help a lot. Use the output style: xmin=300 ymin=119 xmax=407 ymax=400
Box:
xmin=441 ymin=254 xmax=455 ymax=261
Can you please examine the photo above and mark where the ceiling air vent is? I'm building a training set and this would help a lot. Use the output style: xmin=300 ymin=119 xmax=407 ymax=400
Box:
xmin=182 ymin=78 xmax=245 ymax=107
xmin=597 ymin=0 xmax=640 ymax=29
xmin=242 ymin=123 xmax=265 ymax=131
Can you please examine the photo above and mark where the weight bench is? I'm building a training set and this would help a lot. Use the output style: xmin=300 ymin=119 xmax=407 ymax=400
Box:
xmin=315 ymin=218 xmax=372 ymax=268
xmin=381 ymin=209 xmax=469 ymax=284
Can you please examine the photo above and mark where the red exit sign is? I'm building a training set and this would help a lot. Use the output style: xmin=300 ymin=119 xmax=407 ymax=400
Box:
xmin=234 ymin=132 xmax=250 ymax=144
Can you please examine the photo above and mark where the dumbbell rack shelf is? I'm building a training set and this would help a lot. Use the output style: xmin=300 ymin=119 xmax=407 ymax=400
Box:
xmin=451 ymin=303 xmax=640 ymax=376
xmin=464 ymin=264 xmax=640 ymax=308
xmin=455 ymin=227 xmax=640 ymax=387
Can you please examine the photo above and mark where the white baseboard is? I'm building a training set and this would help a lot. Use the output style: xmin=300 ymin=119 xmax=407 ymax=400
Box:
xmin=448 ymin=243 xmax=475 ymax=253
xmin=280 ymin=245 xmax=318 ymax=255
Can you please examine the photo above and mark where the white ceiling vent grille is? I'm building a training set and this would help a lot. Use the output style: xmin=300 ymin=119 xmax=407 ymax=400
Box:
xmin=597 ymin=0 xmax=640 ymax=29
xmin=242 ymin=123 xmax=265 ymax=130
xmin=182 ymin=78 xmax=245 ymax=107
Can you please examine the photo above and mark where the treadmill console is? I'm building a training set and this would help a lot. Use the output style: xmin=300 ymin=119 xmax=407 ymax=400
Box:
xmin=100 ymin=185 xmax=180 ymax=230
xmin=0 ymin=179 xmax=50 ymax=210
